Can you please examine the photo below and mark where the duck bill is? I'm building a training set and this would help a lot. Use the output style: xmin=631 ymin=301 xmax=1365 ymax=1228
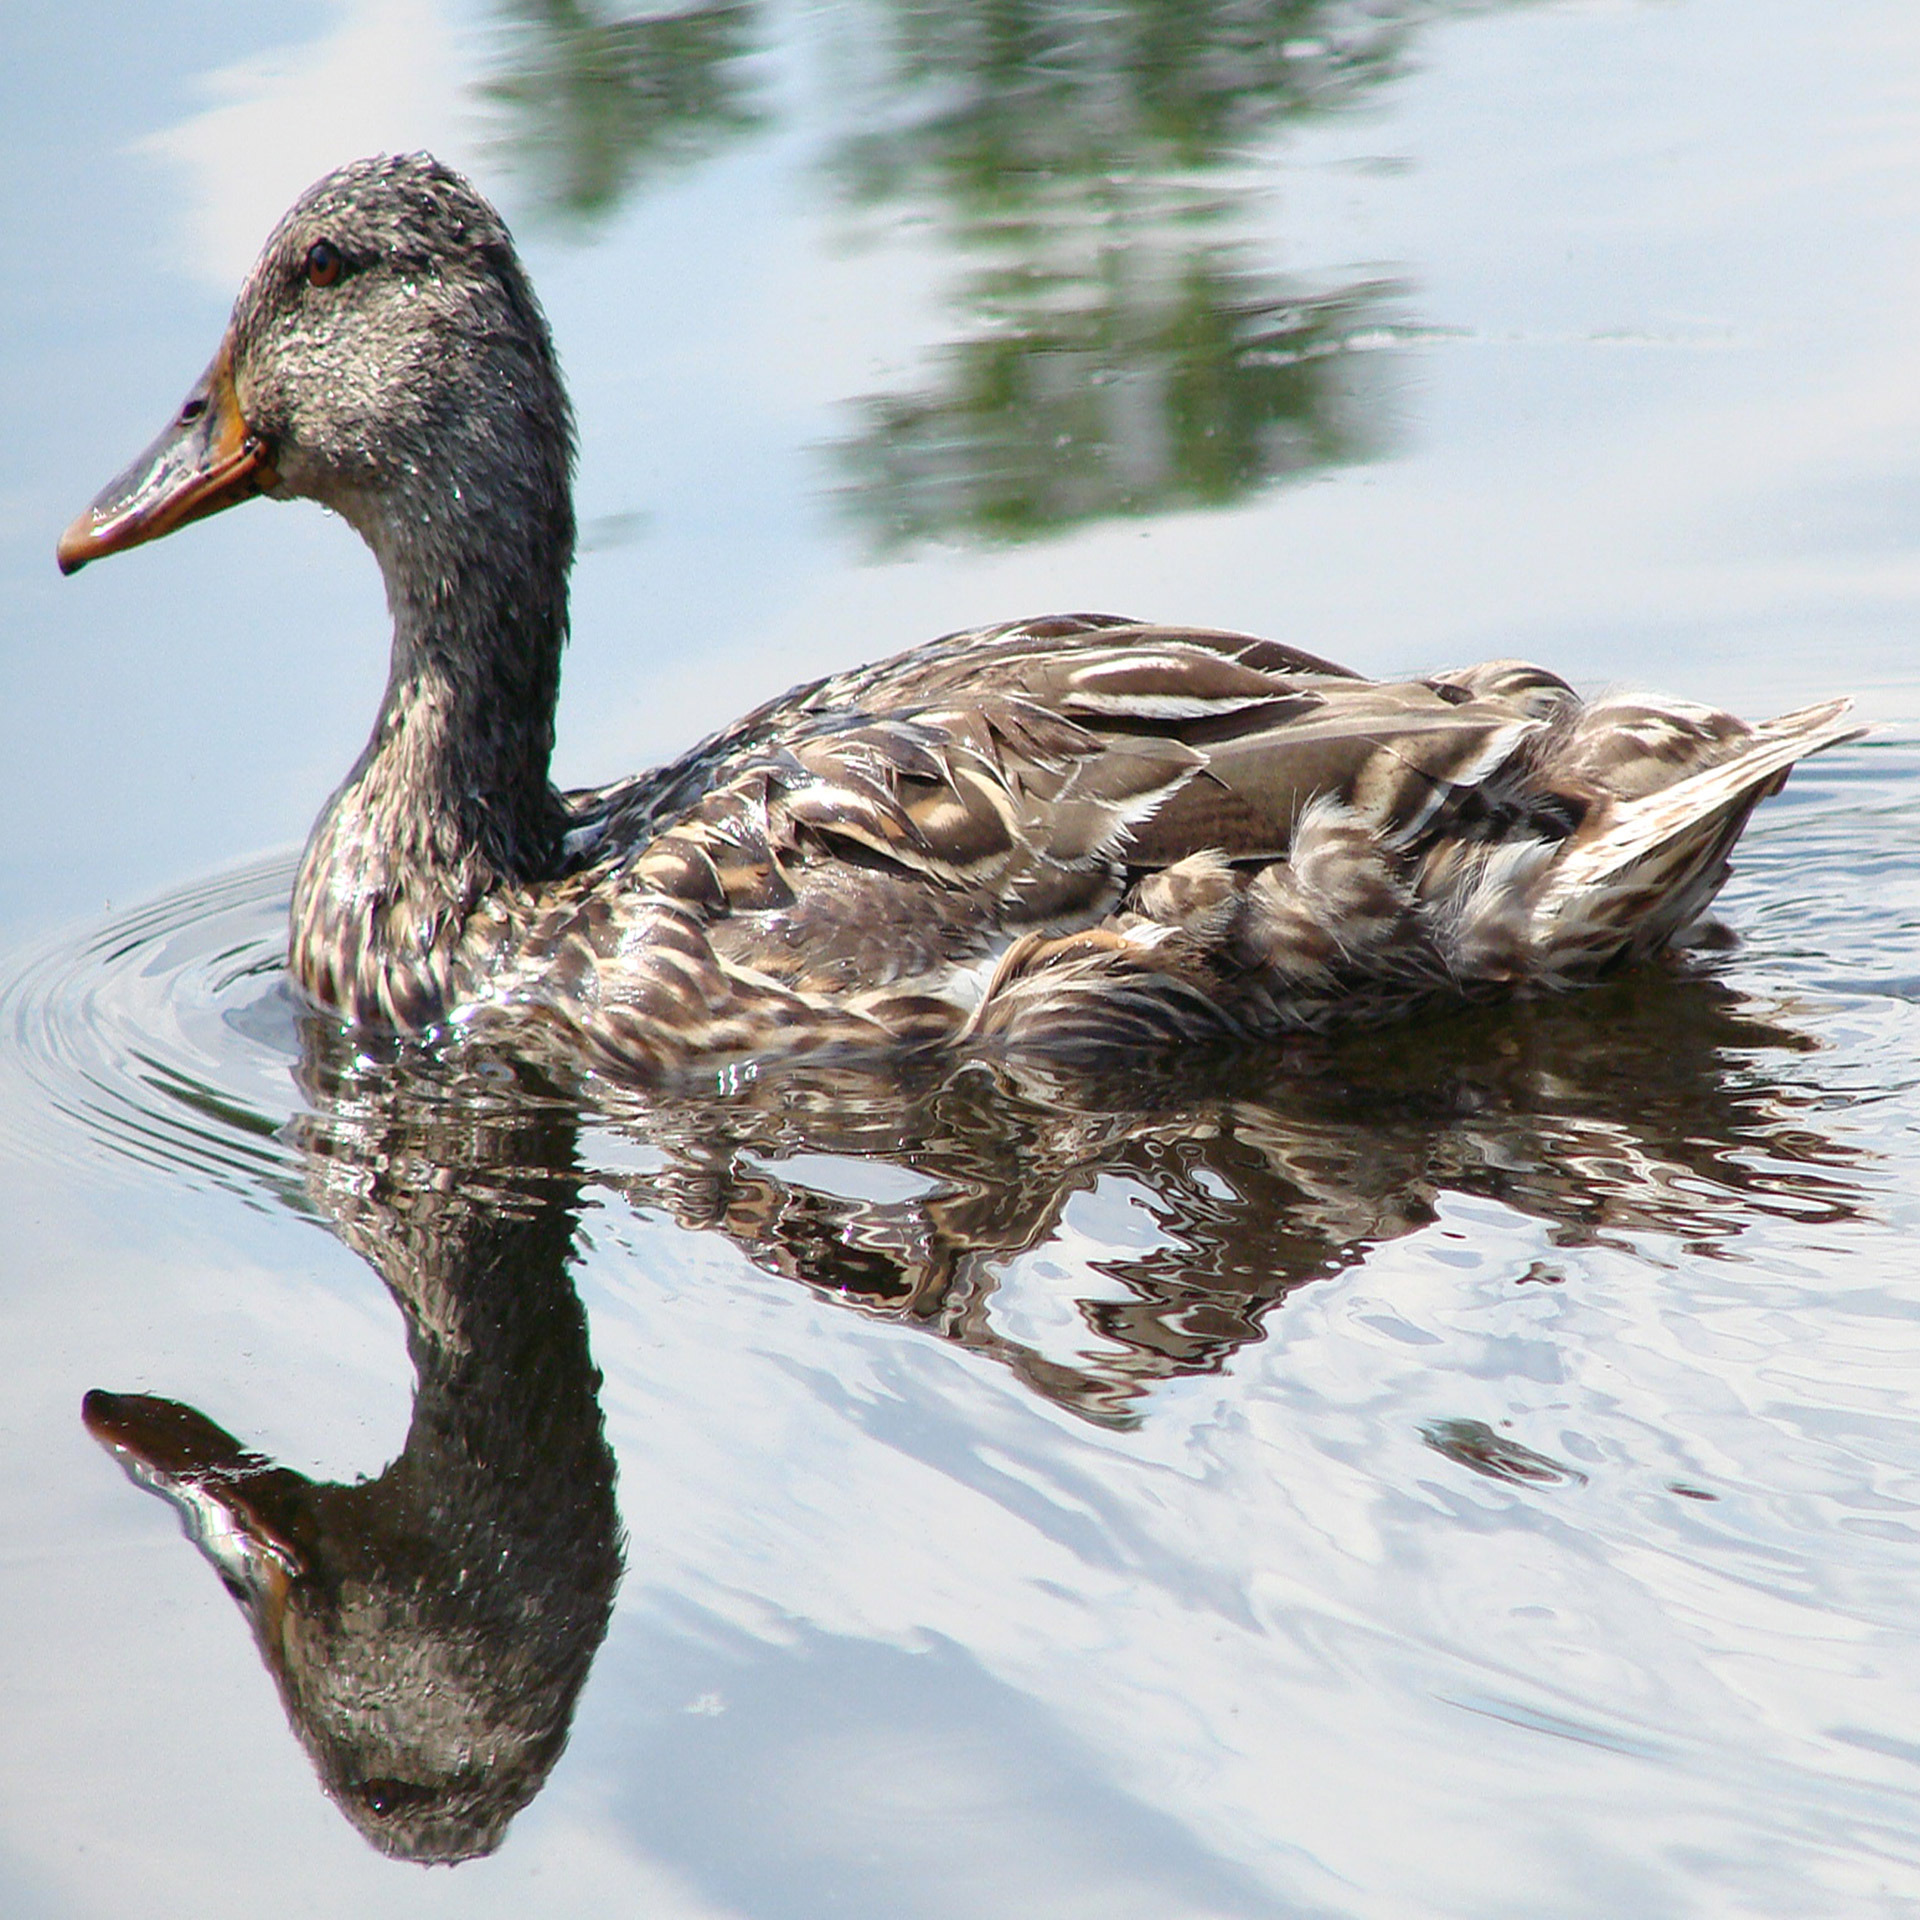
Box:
xmin=57 ymin=339 xmax=277 ymax=575
xmin=81 ymin=1388 xmax=314 ymax=1634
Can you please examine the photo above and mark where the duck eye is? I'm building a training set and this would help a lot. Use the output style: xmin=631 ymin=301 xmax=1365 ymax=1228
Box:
xmin=305 ymin=240 xmax=344 ymax=288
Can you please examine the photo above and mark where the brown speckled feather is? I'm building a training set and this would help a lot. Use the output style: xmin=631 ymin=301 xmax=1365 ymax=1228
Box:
xmin=458 ymin=616 xmax=1855 ymax=1072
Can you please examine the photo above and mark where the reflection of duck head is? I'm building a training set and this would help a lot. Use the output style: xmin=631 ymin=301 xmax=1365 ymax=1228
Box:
xmin=84 ymin=1041 xmax=621 ymax=1864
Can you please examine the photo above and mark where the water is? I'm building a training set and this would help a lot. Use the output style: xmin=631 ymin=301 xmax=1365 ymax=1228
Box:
xmin=6 ymin=2 xmax=1920 ymax=1914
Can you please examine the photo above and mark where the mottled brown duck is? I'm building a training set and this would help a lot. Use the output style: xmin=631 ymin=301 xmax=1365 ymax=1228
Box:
xmin=60 ymin=155 xmax=1858 ymax=1079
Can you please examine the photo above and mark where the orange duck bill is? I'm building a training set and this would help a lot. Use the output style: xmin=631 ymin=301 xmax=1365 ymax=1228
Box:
xmin=57 ymin=338 xmax=277 ymax=575
xmin=81 ymin=1387 xmax=316 ymax=1613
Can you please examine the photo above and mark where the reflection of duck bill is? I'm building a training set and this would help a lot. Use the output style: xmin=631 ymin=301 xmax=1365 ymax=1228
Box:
xmin=81 ymin=1389 xmax=309 ymax=1636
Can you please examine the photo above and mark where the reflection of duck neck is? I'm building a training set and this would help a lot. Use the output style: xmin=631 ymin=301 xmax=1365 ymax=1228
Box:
xmin=87 ymin=1056 xmax=622 ymax=1864
xmin=315 ymin=1088 xmax=614 ymax=1577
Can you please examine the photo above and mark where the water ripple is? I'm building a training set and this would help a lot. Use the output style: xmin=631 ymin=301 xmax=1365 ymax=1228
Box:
xmin=0 ymin=855 xmax=305 ymax=1201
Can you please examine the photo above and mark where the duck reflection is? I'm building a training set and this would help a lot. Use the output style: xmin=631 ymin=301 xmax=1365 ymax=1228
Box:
xmin=587 ymin=967 xmax=1862 ymax=1424
xmin=86 ymin=961 xmax=1861 ymax=1859
xmin=84 ymin=1048 xmax=623 ymax=1864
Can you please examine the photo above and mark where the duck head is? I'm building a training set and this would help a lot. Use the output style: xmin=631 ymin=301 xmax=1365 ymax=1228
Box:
xmin=57 ymin=153 xmax=574 ymax=593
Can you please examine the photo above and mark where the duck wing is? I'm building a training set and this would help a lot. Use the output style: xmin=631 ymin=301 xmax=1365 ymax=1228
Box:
xmin=525 ymin=617 xmax=1854 ymax=1069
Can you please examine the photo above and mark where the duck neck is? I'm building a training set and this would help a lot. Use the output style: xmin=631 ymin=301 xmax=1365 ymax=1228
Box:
xmin=292 ymin=498 xmax=573 ymax=1029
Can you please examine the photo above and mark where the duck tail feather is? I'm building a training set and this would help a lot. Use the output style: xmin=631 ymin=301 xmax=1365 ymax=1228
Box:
xmin=1530 ymin=697 xmax=1861 ymax=967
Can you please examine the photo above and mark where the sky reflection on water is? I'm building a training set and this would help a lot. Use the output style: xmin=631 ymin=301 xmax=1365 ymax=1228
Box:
xmin=6 ymin=1 xmax=1920 ymax=1915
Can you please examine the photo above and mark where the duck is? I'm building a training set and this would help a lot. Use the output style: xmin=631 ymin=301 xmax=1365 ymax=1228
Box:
xmin=59 ymin=154 xmax=1859 ymax=1080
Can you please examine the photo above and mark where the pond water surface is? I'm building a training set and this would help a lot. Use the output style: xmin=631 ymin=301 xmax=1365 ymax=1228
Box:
xmin=5 ymin=3 xmax=1920 ymax=1915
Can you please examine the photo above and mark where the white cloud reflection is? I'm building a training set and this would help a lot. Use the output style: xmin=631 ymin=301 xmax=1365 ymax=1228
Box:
xmin=142 ymin=0 xmax=485 ymax=287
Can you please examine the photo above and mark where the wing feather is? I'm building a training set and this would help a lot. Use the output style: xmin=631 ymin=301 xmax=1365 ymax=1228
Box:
xmin=524 ymin=619 xmax=1858 ymax=1065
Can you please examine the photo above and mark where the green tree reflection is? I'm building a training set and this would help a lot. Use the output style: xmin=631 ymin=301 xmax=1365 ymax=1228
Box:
xmin=829 ymin=0 xmax=1416 ymax=207
xmin=483 ymin=0 xmax=1486 ymax=540
xmin=484 ymin=0 xmax=763 ymax=220
xmin=840 ymin=254 xmax=1396 ymax=547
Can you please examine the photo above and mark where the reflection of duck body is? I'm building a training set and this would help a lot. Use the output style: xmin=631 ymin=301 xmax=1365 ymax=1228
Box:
xmin=61 ymin=155 xmax=1855 ymax=1076
xmin=585 ymin=967 xmax=1862 ymax=1421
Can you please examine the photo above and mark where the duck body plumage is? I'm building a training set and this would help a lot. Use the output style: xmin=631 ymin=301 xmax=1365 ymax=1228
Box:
xmin=61 ymin=157 xmax=1857 ymax=1081
xmin=357 ymin=609 xmax=1850 ymax=1077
